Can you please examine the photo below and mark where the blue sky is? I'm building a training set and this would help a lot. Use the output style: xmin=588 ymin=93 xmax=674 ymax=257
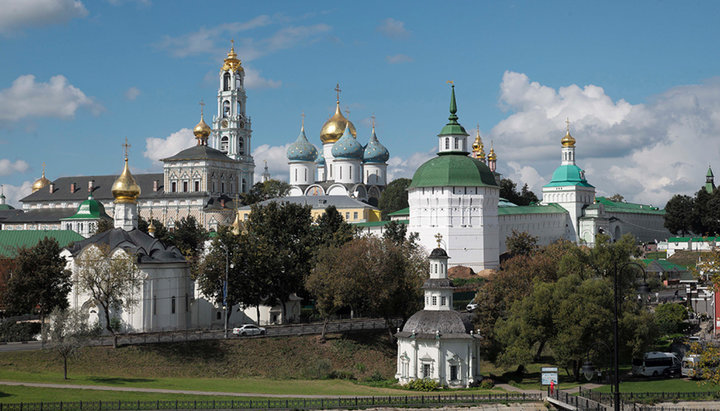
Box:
xmin=2 ymin=0 xmax=720 ymax=207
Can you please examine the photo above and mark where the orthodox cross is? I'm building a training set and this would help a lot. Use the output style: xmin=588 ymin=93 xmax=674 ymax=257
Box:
xmin=566 ymin=117 xmax=571 ymax=133
xmin=334 ymin=83 xmax=341 ymax=102
xmin=371 ymin=114 xmax=376 ymax=130
xmin=435 ymin=233 xmax=443 ymax=248
xmin=301 ymin=112 xmax=305 ymax=129
xmin=41 ymin=162 xmax=46 ymax=175
xmin=122 ymin=138 xmax=131 ymax=159
xmin=199 ymin=99 xmax=205 ymax=117
xmin=231 ymin=39 xmax=234 ymax=49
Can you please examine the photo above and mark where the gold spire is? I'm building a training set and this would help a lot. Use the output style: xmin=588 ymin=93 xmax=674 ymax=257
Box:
xmin=320 ymin=83 xmax=356 ymax=144
xmin=112 ymin=139 xmax=141 ymax=203
xmin=488 ymin=140 xmax=497 ymax=161
xmin=32 ymin=162 xmax=51 ymax=192
xmin=193 ymin=100 xmax=212 ymax=145
xmin=221 ymin=39 xmax=243 ymax=72
xmin=472 ymin=126 xmax=485 ymax=160
xmin=561 ymin=117 xmax=576 ymax=147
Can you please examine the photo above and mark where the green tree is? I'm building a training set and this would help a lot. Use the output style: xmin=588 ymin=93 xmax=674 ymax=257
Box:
xmin=654 ymin=303 xmax=687 ymax=335
xmin=505 ymin=230 xmax=538 ymax=257
xmin=3 ymin=238 xmax=71 ymax=340
xmin=172 ymin=216 xmax=208 ymax=275
xmin=74 ymin=244 xmax=142 ymax=347
xmin=378 ymin=178 xmax=411 ymax=220
xmin=95 ymin=219 xmax=114 ymax=234
xmin=241 ymin=179 xmax=291 ymax=205
xmin=607 ymin=193 xmax=625 ymax=202
xmin=383 ymin=220 xmax=419 ymax=247
xmin=499 ymin=178 xmax=538 ymax=206
xmin=138 ymin=217 xmax=172 ymax=245
xmin=664 ymin=194 xmax=695 ymax=235
xmin=245 ymin=202 xmax=314 ymax=320
xmin=314 ymin=206 xmax=354 ymax=248
xmin=43 ymin=307 xmax=97 ymax=379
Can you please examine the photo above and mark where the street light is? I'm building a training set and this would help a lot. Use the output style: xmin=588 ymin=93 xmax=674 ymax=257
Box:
xmin=605 ymin=260 xmax=649 ymax=411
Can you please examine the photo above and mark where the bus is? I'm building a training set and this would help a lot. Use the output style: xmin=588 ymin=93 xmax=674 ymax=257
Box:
xmin=632 ymin=352 xmax=680 ymax=377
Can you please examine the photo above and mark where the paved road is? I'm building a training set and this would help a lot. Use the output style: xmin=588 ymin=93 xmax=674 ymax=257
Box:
xmin=0 ymin=341 xmax=41 ymax=352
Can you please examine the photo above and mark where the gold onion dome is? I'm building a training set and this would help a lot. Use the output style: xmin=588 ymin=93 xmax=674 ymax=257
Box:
xmin=320 ymin=101 xmax=356 ymax=144
xmin=148 ymin=220 xmax=156 ymax=234
xmin=488 ymin=145 xmax=497 ymax=161
xmin=561 ymin=129 xmax=576 ymax=147
xmin=32 ymin=164 xmax=50 ymax=192
xmin=193 ymin=113 xmax=212 ymax=143
xmin=222 ymin=42 xmax=243 ymax=72
xmin=472 ymin=128 xmax=485 ymax=160
xmin=112 ymin=157 xmax=141 ymax=203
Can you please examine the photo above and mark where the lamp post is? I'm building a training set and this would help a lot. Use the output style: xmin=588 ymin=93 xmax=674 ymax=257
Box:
xmin=224 ymin=245 xmax=229 ymax=339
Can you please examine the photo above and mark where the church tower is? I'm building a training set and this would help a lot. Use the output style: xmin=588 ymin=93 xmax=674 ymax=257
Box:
xmin=705 ymin=166 xmax=715 ymax=194
xmin=542 ymin=119 xmax=595 ymax=242
xmin=111 ymin=140 xmax=141 ymax=231
xmin=211 ymin=41 xmax=254 ymax=193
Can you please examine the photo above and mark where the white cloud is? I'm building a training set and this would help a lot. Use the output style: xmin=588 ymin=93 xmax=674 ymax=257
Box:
xmin=386 ymin=54 xmax=413 ymax=64
xmin=487 ymin=71 xmax=720 ymax=206
xmin=387 ymin=148 xmax=435 ymax=182
xmin=124 ymin=86 xmax=141 ymax=100
xmin=0 ymin=74 xmax=101 ymax=122
xmin=156 ymin=18 xmax=330 ymax=63
xmin=0 ymin=159 xmax=29 ymax=176
xmin=0 ymin=0 xmax=88 ymax=34
xmin=376 ymin=18 xmax=409 ymax=39
xmin=2 ymin=181 xmax=33 ymax=207
xmin=244 ymin=68 xmax=281 ymax=90
xmin=143 ymin=128 xmax=195 ymax=167
xmin=252 ymin=143 xmax=291 ymax=183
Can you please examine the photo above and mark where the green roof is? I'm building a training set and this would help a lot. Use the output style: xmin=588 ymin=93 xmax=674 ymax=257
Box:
xmin=61 ymin=195 xmax=111 ymax=220
xmin=544 ymin=164 xmax=594 ymax=188
xmin=668 ymin=236 xmax=720 ymax=242
xmin=353 ymin=219 xmax=408 ymax=228
xmin=387 ymin=207 xmax=409 ymax=217
xmin=588 ymin=197 xmax=665 ymax=215
xmin=498 ymin=203 xmax=568 ymax=215
xmin=0 ymin=230 xmax=84 ymax=258
xmin=640 ymin=259 xmax=687 ymax=272
xmin=410 ymin=154 xmax=497 ymax=189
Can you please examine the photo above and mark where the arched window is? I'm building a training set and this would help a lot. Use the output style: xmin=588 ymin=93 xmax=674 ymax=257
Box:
xmin=454 ymin=139 xmax=458 ymax=149
xmin=445 ymin=138 xmax=450 ymax=149
xmin=223 ymin=73 xmax=231 ymax=91
xmin=223 ymin=100 xmax=230 ymax=118
xmin=235 ymin=75 xmax=241 ymax=89
xmin=238 ymin=138 xmax=244 ymax=155
xmin=221 ymin=136 xmax=229 ymax=152
xmin=241 ymin=178 xmax=247 ymax=193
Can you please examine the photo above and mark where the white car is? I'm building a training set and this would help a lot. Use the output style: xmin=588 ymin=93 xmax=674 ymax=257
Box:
xmin=232 ymin=324 xmax=266 ymax=336
xmin=466 ymin=303 xmax=478 ymax=312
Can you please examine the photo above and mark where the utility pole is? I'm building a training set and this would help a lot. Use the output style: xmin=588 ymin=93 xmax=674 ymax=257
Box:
xmin=224 ymin=245 xmax=229 ymax=339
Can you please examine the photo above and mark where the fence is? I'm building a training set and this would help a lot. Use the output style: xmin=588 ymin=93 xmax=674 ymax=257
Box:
xmin=0 ymin=393 xmax=543 ymax=411
xmin=551 ymin=389 xmax=611 ymax=410
xmin=579 ymin=389 xmax=720 ymax=405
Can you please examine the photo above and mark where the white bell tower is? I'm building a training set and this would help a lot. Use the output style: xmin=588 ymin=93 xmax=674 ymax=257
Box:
xmin=211 ymin=41 xmax=255 ymax=193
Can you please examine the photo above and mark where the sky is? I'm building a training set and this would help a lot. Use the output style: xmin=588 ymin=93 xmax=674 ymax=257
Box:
xmin=2 ymin=0 xmax=720 ymax=208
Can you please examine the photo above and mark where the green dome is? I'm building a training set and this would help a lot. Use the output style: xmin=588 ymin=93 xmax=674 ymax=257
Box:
xmin=544 ymin=164 xmax=594 ymax=188
xmin=409 ymin=153 xmax=498 ymax=188
xmin=63 ymin=194 xmax=110 ymax=220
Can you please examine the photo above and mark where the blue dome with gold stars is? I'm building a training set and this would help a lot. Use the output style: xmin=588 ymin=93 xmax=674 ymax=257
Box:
xmin=331 ymin=125 xmax=363 ymax=159
xmin=287 ymin=125 xmax=318 ymax=162
xmin=315 ymin=151 xmax=325 ymax=165
xmin=363 ymin=126 xmax=389 ymax=164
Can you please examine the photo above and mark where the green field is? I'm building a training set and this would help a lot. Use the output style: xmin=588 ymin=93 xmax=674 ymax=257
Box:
xmin=0 ymin=386 xmax=251 ymax=404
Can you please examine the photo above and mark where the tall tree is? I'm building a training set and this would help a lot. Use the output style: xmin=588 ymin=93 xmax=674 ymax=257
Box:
xmin=241 ymin=179 xmax=290 ymax=205
xmin=499 ymin=178 xmax=538 ymax=206
xmin=3 ymin=238 xmax=71 ymax=340
xmin=664 ymin=194 xmax=695 ymax=235
xmin=245 ymin=202 xmax=314 ymax=320
xmin=607 ymin=193 xmax=625 ymax=202
xmin=314 ymin=206 xmax=354 ymax=248
xmin=43 ymin=307 xmax=96 ymax=379
xmin=74 ymin=244 xmax=142 ymax=347
xmin=172 ymin=216 xmax=207 ymax=275
xmin=383 ymin=220 xmax=419 ymax=247
xmin=505 ymin=230 xmax=538 ymax=257
xmin=378 ymin=178 xmax=411 ymax=220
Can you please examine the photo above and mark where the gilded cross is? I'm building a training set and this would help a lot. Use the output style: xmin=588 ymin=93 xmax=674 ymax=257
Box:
xmin=447 ymin=80 xmax=454 ymax=85
xmin=434 ymin=233 xmax=443 ymax=248
xmin=566 ymin=117 xmax=571 ymax=133
xmin=334 ymin=83 xmax=341 ymax=102
xmin=371 ymin=114 xmax=376 ymax=129
xmin=41 ymin=162 xmax=46 ymax=175
xmin=122 ymin=138 xmax=131 ymax=159
xmin=199 ymin=99 xmax=205 ymax=117
xmin=230 ymin=39 xmax=235 ymax=49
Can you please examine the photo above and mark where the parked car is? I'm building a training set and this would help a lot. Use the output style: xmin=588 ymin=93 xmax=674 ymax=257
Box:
xmin=466 ymin=303 xmax=478 ymax=312
xmin=232 ymin=324 xmax=266 ymax=336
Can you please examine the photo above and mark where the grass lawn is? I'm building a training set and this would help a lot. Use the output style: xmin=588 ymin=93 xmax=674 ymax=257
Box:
xmin=0 ymin=386 xmax=252 ymax=404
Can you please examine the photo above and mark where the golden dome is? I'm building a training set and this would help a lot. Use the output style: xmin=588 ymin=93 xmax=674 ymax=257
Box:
xmin=112 ymin=157 xmax=141 ymax=203
xmin=193 ymin=113 xmax=212 ymax=143
xmin=320 ymin=102 xmax=356 ymax=144
xmin=561 ymin=130 xmax=576 ymax=147
xmin=472 ymin=129 xmax=485 ymax=160
xmin=148 ymin=220 xmax=156 ymax=234
xmin=221 ymin=42 xmax=243 ymax=72
xmin=32 ymin=164 xmax=50 ymax=192
xmin=488 ymin=146 xmax=497 ymax=161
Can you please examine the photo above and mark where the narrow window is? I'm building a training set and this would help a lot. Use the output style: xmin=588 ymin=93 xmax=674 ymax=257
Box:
xmin=194 ymin=181 xmax=200 ymax=192
xmin=294 ymin=169 xmax=298 ymax=181
xmin=432 ymin=296 xmax=437 ymax=305
xmin=349 ymin=166 xmax=352 ymax=180
xmin=304 ymin=169 xmax=307 ymax=181
xmin=454 ymin=139 xmax=458 ymax=149
xmin=183 ymin=181 xmax=188 ymax=192
xmin=171 ymin=296 xmax=176 ymax=314
xmin=223 ymin=73 xmax=231 ymax=91
xmin=241 ymin=179 xmax=247 ymax=192
xmin=153 ymin=296 xmax=157 ymax=315
xmin=345 ymin=212 xmax=350 ymax=220
xmin=450 ymin=365 xmax=458 ymax=381
xmin=353 ymin=212 xmax=358 ymax=219
xmin=445 ymin=138 xmax=449 ymax=149
xmin=441 ymin=296 xmax=446 ymax=306
xmin=221 ymin=182 xmax=225 ymax=193
xmin=423 ymin=364 xmax=431 ymax=378
xmin=340 ymin=167 xmax=342 ymax=179
xmin=185 ymin=293 xmax=189 ymax=312
xmin=171 ymin=182 xmax=177 ymax=193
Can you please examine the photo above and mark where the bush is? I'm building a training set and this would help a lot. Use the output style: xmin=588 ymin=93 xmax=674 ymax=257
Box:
xmin=479 ymin=378 xmax=495 ymax=389
xmin=302 ymin=358 xmax=333 ymax=379
xmin=366 ymin=371 xmax=384 ymax=382
xmin=0 ymin=321 xmax=41 ymax=342
xmin=404 ymin=378 xmax=439 ymax=391
xmin=329 ymin=370 xmax=355 ymax=380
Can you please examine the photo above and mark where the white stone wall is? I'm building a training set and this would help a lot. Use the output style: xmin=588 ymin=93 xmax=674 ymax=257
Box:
xmin=289 ymin=162 xmax=315 ymax=186
xmin=542 ymin=185 xmax=595 ymax=242
xmin=409 ymin=185 xmax=499 ymax=271
xmin=498 ymin=212 xmax=570 ymax=253
xmin=396 ymin=336 xmax=479 ymax=387
xmin=363 ymin=163 xmax=387 ymax=186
